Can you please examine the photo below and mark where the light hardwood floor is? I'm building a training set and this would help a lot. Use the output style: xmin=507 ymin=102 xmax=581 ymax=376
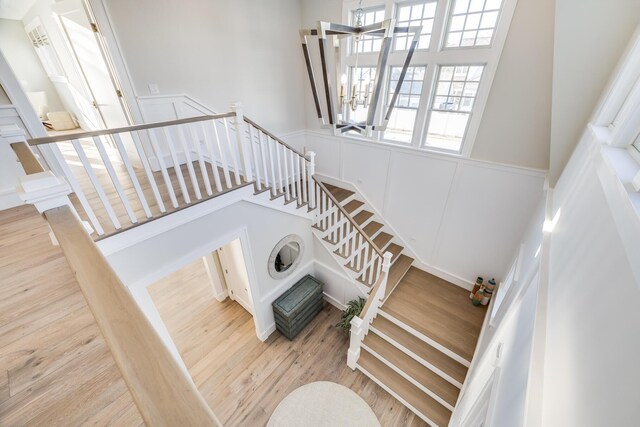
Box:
xmin=0 ymin=205 xmax=143 ymax=426
xmin=149 ymin=260 xmax=428 ymax=427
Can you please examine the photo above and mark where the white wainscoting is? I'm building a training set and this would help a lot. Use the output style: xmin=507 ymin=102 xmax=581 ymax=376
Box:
xmin=291 ymin=130 xmax=547 ymax=286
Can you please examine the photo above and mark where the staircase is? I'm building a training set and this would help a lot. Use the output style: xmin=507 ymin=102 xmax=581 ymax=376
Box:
xmin=313 ymin=182 xmax=487 ymax=427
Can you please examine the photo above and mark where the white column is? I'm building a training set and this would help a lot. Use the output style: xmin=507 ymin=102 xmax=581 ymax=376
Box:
xmin=308 ymin=151 xmax=316 ymax=209
xmin=230 ymin=102 xmax=253 ymax=182
xmin=347 ymin=316 xmax=364 ymax=370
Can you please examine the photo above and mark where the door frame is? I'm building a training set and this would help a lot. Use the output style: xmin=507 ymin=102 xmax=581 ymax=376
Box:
xmin=217 ymin=238 xmax=255 ymax=315
xmin=128 ymin=226 xmax=264 ymax=340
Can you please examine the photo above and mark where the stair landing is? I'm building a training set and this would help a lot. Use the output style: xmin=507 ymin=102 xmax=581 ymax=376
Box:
xmin=382 ymin=267 xmax=487 ymax=362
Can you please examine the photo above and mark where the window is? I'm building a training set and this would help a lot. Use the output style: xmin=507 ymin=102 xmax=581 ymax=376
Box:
xmin=25 ymin=18 xmax=65 ymax=80
xmin=384 ymin=66 xmax=426 ymax=143
xmin=425 ymin=65 xmax=484 ymax=151
xmin=352 ymin=6 xmax=386 ymax=53
xmin=346 ymin=66 xmax=377 ymax=123
xmin=394 ymin=1 xmax=438 ymax=50
xmin=339 ymin=0 xmax=513 ymax=154
xmin=445 ymin=0 xmax=502 ymax=48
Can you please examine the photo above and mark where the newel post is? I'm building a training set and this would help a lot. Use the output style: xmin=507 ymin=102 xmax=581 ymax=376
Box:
xmin=379 ymin=251 xmax=393 ymax=301
xmin=230 ymin=102 xmax=253 ymax=182
xmin=308 ymin=151 xmax=316 ymax=209
xmin=347 ymin=316 xmax=364 ymax=369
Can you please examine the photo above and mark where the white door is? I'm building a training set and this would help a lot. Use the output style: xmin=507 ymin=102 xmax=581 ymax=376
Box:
xmin=55 ymin=0 xmax=129 ymax=129
xmin=217 ymin=239 xmax=254 ymax=314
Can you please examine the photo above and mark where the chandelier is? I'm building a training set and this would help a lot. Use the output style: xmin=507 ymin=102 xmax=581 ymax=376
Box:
xmin=300 ymin=2 xmax=420 ymax=135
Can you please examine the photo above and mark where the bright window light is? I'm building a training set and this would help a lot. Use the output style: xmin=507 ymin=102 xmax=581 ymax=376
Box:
xmin=346 ymin=66 xmax=377 ymax=125
xmin=445 ymin=0 xmax=502 ymax=48
xmin=384 ymin=66 xmax=426 ymax=143
xmin=425 ymin=65 xmax=484 ymax=151
xmin=394 ymin=1 xmax=438 ymax=50
xmin=352 ymin=6 xmax=386 ymax=53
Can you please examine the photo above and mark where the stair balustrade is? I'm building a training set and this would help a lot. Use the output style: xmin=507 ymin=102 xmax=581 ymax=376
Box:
xmin=22 ymin=103 xmax=314 ymax=240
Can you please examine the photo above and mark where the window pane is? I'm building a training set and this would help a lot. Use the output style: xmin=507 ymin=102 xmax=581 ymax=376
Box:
xmin=394 ymin=0 xmax=438 ymax=50
xmin=445 ymin=0 xmax=502 ymax=48
xmin=425 ymin=111 xmax=469 ymax=151
xmin=384 ymin=65 xmax=426 ymax=143
xmin=352 ymin=6 xmax=385 ymax=53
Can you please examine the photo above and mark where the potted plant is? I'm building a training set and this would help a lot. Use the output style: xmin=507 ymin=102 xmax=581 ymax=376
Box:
xmin=336 ymin=297 xmax=366 ymax=332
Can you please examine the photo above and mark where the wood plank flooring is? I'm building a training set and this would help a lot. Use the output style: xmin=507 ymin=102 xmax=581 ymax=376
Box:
xmin=383 ymin=267 xmax=487 ymax=362
xmin=0 ymin=205 xmax=142 ymax=426
xmin=148 ymin=259 xmax=428 ymax=427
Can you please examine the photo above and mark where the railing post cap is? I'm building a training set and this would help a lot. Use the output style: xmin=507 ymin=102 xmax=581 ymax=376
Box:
xmin=17 ymin=171 xmax=72 ymax=213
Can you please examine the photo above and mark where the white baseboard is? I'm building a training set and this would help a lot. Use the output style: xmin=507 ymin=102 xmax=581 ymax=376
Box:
xmin=258 ymin=323 xmax=276 ymax=342
xmin=323 ymin=291 xmax=347 ymax=311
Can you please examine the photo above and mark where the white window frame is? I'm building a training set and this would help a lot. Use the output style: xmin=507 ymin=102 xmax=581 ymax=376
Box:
xmin=340 ymin=0 xmax=518 ymax=157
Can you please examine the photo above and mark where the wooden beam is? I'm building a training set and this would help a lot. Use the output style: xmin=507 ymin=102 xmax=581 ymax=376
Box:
xmin=44 ymin=205 xmax=220 ymax=426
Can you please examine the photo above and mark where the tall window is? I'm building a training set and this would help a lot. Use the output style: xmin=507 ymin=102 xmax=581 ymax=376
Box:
xmin=352 ymin=6 xmax=386 ymax=53
xmin=426 ymin=65 xmax=483 ymax=151
xmin=341 ymin=0 xmax=513 ymax=154
xmin=445 ymin=0 xmax=502 ymax=48
xmin=384 ymin=66 xmax=426 ymax=143
xmin=394 ymin=1 xmax=438 ymax=50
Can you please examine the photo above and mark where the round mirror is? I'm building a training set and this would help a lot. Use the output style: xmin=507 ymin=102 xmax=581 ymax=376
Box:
xmin=269 ymin=235 xmax=304 ymax=279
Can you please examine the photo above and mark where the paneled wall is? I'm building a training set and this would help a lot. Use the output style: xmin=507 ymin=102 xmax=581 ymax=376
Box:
xmin=293 ymin=131 xmax=546 ymax=286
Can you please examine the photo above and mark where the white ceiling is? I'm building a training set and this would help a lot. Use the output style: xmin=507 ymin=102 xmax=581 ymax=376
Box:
xmin=0 ymin=0 xmax=37 ymax=20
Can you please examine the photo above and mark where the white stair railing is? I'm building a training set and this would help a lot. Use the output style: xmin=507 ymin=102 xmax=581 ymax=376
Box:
xmin=312 ymin=178 xmax=385 ymax=286
xmin=25 ymin=102 xmax=314 ymax=240
xmin=347 ymin=251 xmax=393 ymax=369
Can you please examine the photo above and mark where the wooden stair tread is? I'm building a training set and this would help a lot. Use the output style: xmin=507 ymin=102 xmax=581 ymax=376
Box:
xmin=353 ymin=210 xmax=374 ymax=225
xmin=323 ymin=183 xmax=354 ymax=203
xmin=371 ymin=315 xmax=468 ymax=386
xmin=373 ymin=232 xmax=393 ymax=251
xmin=359 ymin=349 xmax=452 ymax=427
xmin=385 ymin=254 xmax=413 ymax=299
xmin=344 ymin=199 xmax=364 ymax=214
xmin=363 ymin=221 xmax=383 ymax=238
xmin=363 ymin=331 xmax=460 ymax=407
xmin=386 ymin=243 xmax=403 ymax=262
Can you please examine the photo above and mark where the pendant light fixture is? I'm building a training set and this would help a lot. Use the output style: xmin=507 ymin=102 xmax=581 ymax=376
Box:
xmin=300 ymin=1 xmax=421 ymax=135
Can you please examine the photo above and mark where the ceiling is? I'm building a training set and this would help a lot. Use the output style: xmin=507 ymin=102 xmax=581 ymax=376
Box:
xmin=0 ymin=0 xmax=37 ymax=20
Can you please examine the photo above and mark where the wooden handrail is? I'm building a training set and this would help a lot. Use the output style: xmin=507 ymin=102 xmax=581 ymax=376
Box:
xmin=314 ymin=178 xmax=384 ymax=257
xmin=11 ymin=141 xmax=45 ymax=174
xmin=11 ymin=143 xmax=221 ymax=426
xmin=244 ymin=115 xmax=309 ymax=160
xmin=359 ymin=271 xmax=387 ymax=318
xmin=27 ymin=112 xmax=236 ymax=146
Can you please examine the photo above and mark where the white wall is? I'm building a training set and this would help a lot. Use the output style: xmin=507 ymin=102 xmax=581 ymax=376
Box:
xmin=450 ymin=194 xmax=544 ymax=426
xmin=103 ymin=0 xmax=308 ymax=134
xmin=300 ymin=0 xmax=554 ymax=170
xmin=0 ymin=18 xmax=65 ymax=113
xmin=549 ymin=0 xmax=640 ymax=184
xmin=294 ymin=131 xmax=545 ymax=286
xmin=105 ymin=200 xmax=347 ymax=339
xmin=541 ymin=132 xmax=640 ymax=426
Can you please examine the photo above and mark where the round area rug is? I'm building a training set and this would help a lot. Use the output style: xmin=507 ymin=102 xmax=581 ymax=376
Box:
xmin=267 ymin=381 xmax=380 ymax=427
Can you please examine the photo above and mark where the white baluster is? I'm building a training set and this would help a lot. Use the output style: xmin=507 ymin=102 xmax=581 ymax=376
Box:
xmin=223 ymin=117 xmax=242 ymax=185
xmin=308 ymin=152 xmax=316 ymax=209
xmin=266 ymin=133 xmax=277 ymax=196
xmin=71 ymin=139 xmax=121 ymax=230
xmin=294 ymin=153 xmax=302 ymax=204
xmin=259 ymin=131 xmax=271 ymax=191
xmin=274 ymin=137 xmax=283 ymax=195
xmin=175 ymin=126 xmax=201 ymax=200
xmin=200 ymin=122 xmax=223 ymax=192
xmin=248 ymin=125 xmax=262 ymax=191
xmin=49 ymin=143 xmax=105 ymax=235
xmin=281 ymin=146 xmax=291 ymax=201
xmin=230 ymin=103 xmax=253 ymax=183
xmin=147 ymin=128 xmax=179 ymax=208
xmin=129 ymin=131 xmax=165 ymax=213
xmin=211 ymin=120 xmax=232 ymax=189
xmin=185 ymin=124 xmax=212 ymax=196
xmin=162 ymin=127 xmax=191 ymax=204
xmin=93 ymin=136 xmax=137 ymax=224
xmin=114 ymin=133 xmax=153 ymax=218
xmin=300 ymin=157 xmax=308 ymax=205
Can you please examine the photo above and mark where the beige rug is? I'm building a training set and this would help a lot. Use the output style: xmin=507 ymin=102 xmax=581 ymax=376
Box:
xmin=267 ymin=381 xmax=380 ymax=427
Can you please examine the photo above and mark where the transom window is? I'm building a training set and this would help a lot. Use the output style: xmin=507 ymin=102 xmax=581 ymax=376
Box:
xmin=394 ymin=1 xmax=438 ymax=50
xmin=352 ymin=6 xmax=386 ymax=53
xmin=445 ymin=0 xmax=502 ymax=48
xmin=384 ymin=66 xmax=426 ymax=143
xmin=341 ymin=0 xmax=514 ymax=155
